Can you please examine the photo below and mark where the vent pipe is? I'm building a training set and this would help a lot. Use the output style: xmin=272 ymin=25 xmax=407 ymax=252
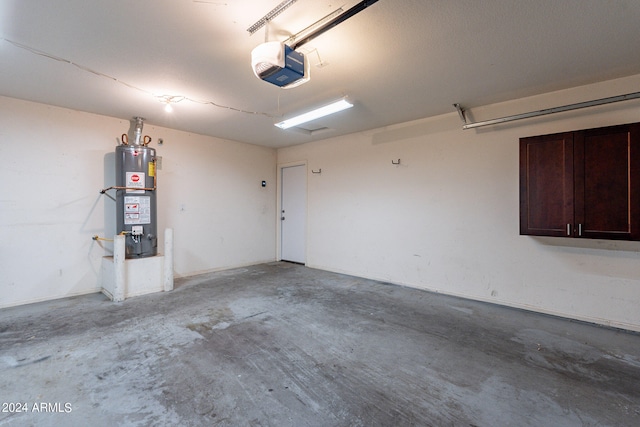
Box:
xmin=133 ymin=117 xmax=145 ymax=146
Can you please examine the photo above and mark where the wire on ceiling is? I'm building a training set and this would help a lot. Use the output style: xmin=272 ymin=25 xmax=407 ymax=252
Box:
xmin=1 ymin=37 xmax=278 ymax=118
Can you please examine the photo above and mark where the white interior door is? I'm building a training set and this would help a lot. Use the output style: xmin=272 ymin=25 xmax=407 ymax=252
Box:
xmin=281 ymin=165 xmax=306 ymax=264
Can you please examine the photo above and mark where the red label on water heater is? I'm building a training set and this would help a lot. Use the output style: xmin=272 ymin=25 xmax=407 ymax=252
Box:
xmin=126 ymin=172 xmax=145 ymax=193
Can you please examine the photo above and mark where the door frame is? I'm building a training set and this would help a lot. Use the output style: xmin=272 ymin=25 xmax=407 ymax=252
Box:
xmin=276 ymin=160 xmax=308 ymax=263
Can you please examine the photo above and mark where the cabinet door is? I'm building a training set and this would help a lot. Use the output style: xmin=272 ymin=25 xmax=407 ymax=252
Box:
xmin=520 ymin=132 xmax=574 ymax=237
xmin=574 ymin=123 xmax=640 ymax=240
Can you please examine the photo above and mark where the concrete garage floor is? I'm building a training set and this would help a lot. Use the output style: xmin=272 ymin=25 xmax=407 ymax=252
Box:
xmin=1 ymin=263 xmax=639 ymax=426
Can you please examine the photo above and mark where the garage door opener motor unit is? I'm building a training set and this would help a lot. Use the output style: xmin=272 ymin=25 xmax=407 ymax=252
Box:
xmin=251 ymin=41 xmax=307 ymax=88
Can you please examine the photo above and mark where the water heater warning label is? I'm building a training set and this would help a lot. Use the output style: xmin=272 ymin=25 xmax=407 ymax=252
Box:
xmin=124 ymin=196 xmax=151 ymax=225
xmin=126 ymin=172 xmax=145 ymax=193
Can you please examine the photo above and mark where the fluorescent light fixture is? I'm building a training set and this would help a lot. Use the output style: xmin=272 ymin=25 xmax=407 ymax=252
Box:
xmin=275 ymin=98 xmax=353 ymax=129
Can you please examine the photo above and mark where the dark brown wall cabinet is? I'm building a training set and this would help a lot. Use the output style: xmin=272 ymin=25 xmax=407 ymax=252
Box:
xmin=520 ymin=122 xmax=640 ymax=240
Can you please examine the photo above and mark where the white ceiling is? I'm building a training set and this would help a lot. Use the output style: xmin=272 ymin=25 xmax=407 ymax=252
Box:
xmin=2 ymin=0 xmax=640 ymax=148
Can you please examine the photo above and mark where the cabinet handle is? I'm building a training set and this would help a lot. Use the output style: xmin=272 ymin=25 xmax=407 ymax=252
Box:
xmin=567 ymin=223 xmax=571 ymax=236
xmin=578 ymin=223 xmax=582 ymax=236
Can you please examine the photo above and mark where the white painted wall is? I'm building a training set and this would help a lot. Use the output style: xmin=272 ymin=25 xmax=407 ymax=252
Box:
xmin=0 ymin=96 xmax=276 ymax=308
xmin=277 ymin=74 xmax=640 ymax=332
xmin=4 ymin=74 xmax=640 ymax=331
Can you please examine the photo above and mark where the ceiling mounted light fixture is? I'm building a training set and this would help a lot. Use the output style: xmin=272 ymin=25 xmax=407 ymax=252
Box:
xmin=157 ymin=95 xmax=185 ymax=113
xmin=275 ymin=98 xmax=353 ymax=130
